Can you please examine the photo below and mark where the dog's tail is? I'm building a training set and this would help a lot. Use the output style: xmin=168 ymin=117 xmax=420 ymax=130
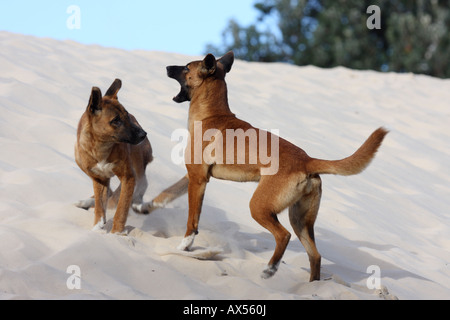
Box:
xmin=306 ymin=127 xmax=388 ymax=176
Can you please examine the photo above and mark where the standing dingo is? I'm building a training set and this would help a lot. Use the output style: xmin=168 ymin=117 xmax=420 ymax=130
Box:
xmin=165 ymin=52 xmax=388 ymax=280
xmin=75 ymin=79 xmax=153 ymax=234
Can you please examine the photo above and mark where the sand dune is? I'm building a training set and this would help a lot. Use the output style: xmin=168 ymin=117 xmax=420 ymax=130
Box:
xmin=0 ymin=31 xmax=449 ymax=300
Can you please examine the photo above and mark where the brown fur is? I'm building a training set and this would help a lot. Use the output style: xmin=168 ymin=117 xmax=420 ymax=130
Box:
xmin=164 ymin=52 xmax=388 ymax=280
xmin=75 ymin=79 xmax=153 ymax=233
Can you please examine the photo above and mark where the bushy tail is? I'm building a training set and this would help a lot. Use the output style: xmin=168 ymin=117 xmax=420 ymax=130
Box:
xmin=306 ymin=127 xmax=388 ymax=176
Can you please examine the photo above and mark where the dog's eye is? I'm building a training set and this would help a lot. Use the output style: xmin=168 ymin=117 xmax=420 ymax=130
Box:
xmin=110 ymin=116 xmax=122 ymax=127
xmin=184 ymin=66 xmax=189 ymax=72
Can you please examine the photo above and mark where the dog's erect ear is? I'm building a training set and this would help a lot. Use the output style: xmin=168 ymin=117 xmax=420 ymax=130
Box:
xmin=88 ymin=87 xmax=103 ymax=115
xmin=218 ymin=51 xmax=234 ymax=74
xmin=105 ymin=78 xmax=122 ymax=99
xmin=201 ymin=54 xmax=217 ymax=76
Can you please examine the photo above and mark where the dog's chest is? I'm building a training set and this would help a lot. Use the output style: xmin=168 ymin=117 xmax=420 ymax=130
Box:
xmin=91 ymin=160 xmax=116 ymax=178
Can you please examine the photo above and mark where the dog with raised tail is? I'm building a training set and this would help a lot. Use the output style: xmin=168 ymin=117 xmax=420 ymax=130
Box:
xmin=162 ymin=52 xmax=388 ymax=281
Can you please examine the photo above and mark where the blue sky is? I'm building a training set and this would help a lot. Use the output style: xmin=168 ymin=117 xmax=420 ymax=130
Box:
xmin=0 ymin=0 xmax=258 ymax=55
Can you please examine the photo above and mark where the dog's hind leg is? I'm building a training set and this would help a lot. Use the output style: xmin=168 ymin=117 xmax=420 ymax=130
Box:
xmin=250 ymin=180 xmax=291 ymax=279
xmin=256 ymin=212 xmax=291 ymax=279
xmin=107 ymin=183 xmax=121 ymax=209
xmin=131 ymin=176 xmax=151 ymax=214
xmin=288 ymin=175 xmax=322 ymax=282
xmin=133 ymin=175 xmax=148 ymax=204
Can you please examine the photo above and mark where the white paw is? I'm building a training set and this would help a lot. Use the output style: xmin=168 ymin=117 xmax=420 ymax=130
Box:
xmin=111 ymin=229 xmax=129 ymax=237
xmin=132 ymin=202 xmax=154 ymax=214
xmin=261 ymin=264 xmax=278 ymax=279
xmin=132 ymin=203 xmax=144 ymax=213
xmin=92 ymin=220 xmax=106 ymax=231
xmin=75 ymin=198 xmax=95 ymax=210
xmin=177 ymin=233 xmax=196 ymax=251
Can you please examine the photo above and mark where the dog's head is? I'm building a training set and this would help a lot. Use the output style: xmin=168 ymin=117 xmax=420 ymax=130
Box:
xmin=86 ymin=79 xmax=147 ymax=145
xmin=166 ymin=51 xmax=235 ymax=103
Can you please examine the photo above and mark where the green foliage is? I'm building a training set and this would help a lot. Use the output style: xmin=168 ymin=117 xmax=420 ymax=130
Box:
xmin=206 ymin=0 xmax=450 ymax=78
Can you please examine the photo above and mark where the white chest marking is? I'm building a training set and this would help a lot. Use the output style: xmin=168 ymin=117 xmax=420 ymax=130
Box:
xmin=91 ymin=160 xmax=116 ymax=178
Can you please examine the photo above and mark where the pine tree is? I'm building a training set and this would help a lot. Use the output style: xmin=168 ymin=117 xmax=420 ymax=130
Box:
xmin=206 ymin=0 xmax=450 ymax=78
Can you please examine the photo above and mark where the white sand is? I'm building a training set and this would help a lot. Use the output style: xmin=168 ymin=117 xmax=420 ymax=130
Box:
xmin=0 ymin=31 xmax=449 ymax=300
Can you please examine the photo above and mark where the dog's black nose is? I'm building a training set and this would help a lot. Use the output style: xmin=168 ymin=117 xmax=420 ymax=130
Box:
xmin=129 ymin=128 xmax=147 ymax=145
xmin=137 ymin=130 xmax=147 ymax=143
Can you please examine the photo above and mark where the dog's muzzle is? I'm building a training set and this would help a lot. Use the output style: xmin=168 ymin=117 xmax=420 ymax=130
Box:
xmin=122 ymin=127 xmax=147 ymax=145
xmin=166 ymin=65 xmax=183 ymax=80
xmin=166 ymin=65 xmax=190 ymax=103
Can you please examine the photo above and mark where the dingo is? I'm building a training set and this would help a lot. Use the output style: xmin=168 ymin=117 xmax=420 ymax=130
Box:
xmin=75 ymin=79 xmax=153 ymax=234
xmin=164 ymin=52 xmax=388 ymax=281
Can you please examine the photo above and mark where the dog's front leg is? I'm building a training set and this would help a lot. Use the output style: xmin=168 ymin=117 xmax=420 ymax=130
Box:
xmin=111 ymin=173 xmax=135 ymax=234
xmin=178 ymin=177 xmax=207 ymax=251
xmin=92 ymin=178 xmax=109 ymax=231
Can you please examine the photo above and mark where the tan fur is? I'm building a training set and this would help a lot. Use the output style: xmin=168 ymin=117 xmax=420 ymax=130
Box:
xmin=306 ymin=128 xmax=388 ymax=176
xmin=164 ymin=52 xmax=388 ymax=281
xmin=152 ymin=174 xmax=189 ymax=207
xmin=75 ymin=79 xmax=153 ymax=233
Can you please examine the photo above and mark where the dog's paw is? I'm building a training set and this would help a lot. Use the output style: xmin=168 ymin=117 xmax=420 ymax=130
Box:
xmin=132 ymin=202 xmax=157 ymax=214
xmin=132 ymin=203 xmax=146 ymax=214
xmin=92 ymin=220 xmax=106 ymax=232
xmin=261 ymin=264 xmax=278 ymax=279
xmin=111 ymin=229 xmax=129 ymax=237
xmin=177 ymin=233 xmax=196 ymax=251
xmin=75 ymin=198 xmax=95 ymax=210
